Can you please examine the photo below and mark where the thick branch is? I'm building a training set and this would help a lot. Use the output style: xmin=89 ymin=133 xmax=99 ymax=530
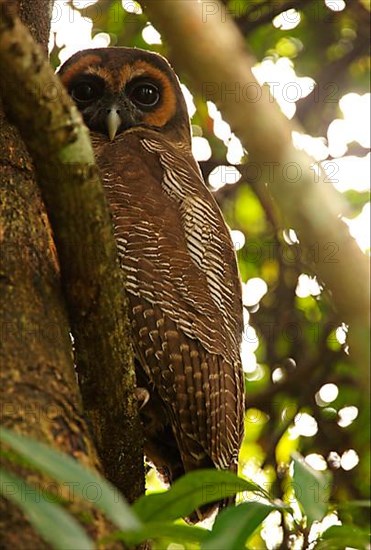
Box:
xmin=0 ymin=2 xmax=144 ymax=502
xmin=0 ymin=1 xmax=121 ymax=545
xmin=143 ymin=0 xmax=369 ymax=389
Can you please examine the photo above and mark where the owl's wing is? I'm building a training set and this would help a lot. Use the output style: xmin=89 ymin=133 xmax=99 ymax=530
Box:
xmin=140 ymin=136 xmax=244 ymax=357
xmin=93 ymin=129 xmax=244 ymax=469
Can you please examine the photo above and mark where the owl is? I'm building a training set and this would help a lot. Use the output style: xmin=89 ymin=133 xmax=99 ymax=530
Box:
xmin=58 ymin=48 xmax=244 ymax=521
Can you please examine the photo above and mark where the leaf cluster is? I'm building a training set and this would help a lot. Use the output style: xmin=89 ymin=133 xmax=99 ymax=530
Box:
xmin=3 ymin=428 xmax=369 ymax=549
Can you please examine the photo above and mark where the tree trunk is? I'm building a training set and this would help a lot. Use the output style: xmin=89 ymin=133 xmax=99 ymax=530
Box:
xmin=0 ymin=1 xmax=117 ymax=546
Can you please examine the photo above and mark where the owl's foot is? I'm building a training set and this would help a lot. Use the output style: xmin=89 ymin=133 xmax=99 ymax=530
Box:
xmin=135 ymin=387 xmax=150 ymax=409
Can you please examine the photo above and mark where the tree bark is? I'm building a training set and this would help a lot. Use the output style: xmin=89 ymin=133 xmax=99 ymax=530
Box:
xmin=0 ymin=0 xmax=143 ymax=546
xmin=0 ymin=1 xmax=106 ymax=545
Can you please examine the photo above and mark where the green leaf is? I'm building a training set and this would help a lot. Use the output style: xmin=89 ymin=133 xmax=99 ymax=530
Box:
xmin=115 ymin=522 xmax=208 ymax=546
xmin=0 ymin=427 xmax=141 ymax=532
xmin=235 ymin=186 xmax=266 ymax=235
xmin=133 ymin=469 xmax=266 ymax=522
xmin=292 ymin=453 xmax=332 ymax=526
xmin=0 ymin=469 xmax=94 ymax=550
xmin=315 ymin=524 xmax=370 ymax=550
xmin=342 ymin=190 xmax=370 ymax=218
xmin=337 ymin=500 xmax=371 ymax=510
xmin=201 ymin=501 xmax=277 ymax=550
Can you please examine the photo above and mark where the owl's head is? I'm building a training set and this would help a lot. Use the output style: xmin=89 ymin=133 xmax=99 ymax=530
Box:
xmin=58 ymin=47 xmax=191 ymax=146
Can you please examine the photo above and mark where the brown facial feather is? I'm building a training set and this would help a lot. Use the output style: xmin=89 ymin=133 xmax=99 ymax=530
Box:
xmin=81 ymin=61 xmax=177 ymax=128
xmin=57 ymin=53 xmax=102 ymax=86
xmin=128 ymin=61 xmax=177 ymax=128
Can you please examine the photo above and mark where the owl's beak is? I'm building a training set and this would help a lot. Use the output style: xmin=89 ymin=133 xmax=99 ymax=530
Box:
xmin=106 ymin=105 xmax=122 ymax=141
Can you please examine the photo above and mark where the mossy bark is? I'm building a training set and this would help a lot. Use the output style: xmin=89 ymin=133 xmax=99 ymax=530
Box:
xmin=0 ymin=0 xmax=144 ymax=546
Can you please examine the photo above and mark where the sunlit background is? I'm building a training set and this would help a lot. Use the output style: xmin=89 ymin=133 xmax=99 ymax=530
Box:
xmin=50 ymin=1 xmax=369 ymax=547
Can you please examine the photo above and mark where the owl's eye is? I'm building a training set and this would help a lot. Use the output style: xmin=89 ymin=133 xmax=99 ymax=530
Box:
xmin=70 ymin=78 xmax=103 ymax=103
xmin=128 ymin=81 xmax=160 ymax=109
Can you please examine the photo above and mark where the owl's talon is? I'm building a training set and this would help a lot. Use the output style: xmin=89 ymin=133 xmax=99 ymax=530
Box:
xmin=135 ymin=387 xmax=150 ymax=409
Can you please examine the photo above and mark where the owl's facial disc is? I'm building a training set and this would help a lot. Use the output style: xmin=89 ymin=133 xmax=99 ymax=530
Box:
xmin=58 ymin=48 xmax=192 ymax=146
xmin=67 ymin=73 xmax=162 ymax=140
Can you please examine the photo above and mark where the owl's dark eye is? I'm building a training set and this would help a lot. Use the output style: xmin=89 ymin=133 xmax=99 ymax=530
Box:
xmin=128 ymin=81 xmax=160 ymax=109
xmin=70 ymin=78 xmax=104 ymax=103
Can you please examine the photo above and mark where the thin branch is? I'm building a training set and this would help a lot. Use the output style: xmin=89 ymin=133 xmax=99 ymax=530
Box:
xmin=143 ymin=0 xmax=370 ymax=392
xmin=237 ymin=0 xmax=313 ymax=33
xmin=0 ymin=2 xmax=144 ymax=502
xmin=295 ymin=38 xmax=368 ymax=134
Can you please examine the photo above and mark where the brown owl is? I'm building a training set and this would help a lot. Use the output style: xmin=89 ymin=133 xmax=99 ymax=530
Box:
xmin=58 ymin=47 xmax=244 ymax=520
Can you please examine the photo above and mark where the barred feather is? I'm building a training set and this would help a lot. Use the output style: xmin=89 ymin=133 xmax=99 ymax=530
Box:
xmin=94 ymin=128 xmax=244 ymax=478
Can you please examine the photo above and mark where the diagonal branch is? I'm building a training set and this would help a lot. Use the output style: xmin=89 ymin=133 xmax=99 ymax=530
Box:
xmin=237 ymin=0 xmax=313 ymax=33
xmin=0 ymin=1 xmax=144 ymax=502
xmin=143 ymin=0 xmax=369 ymax=391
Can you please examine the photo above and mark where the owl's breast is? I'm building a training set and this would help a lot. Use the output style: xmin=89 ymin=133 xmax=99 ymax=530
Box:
xmin=91 ymin=128 xmax=243 ymax=364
